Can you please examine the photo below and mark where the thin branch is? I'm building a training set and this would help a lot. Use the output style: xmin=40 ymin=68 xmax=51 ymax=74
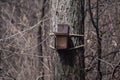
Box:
xmin=40 ymin=61 xmax=52 ymax=73
xmin=88 ymin=0 xmax=97 ymax=29
xmin=97 ymin=58 xmax=114 ymax=69
xmin=36 ymin=74 xmax=51 ymax=80
xmin=0 ymin=17 xmax=50 ymax=42
xmin=24 ymin=35 xmax=50 ymax=51
xmin=1 ymin=49 xmax=50 ymax=60
xmin=111 ymin=61 xmax=120 ymax=80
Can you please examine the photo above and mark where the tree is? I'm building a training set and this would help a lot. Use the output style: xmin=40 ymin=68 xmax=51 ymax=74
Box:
xmin=41 ymin=0 xmax=85 ymax=80
xmin=86 ymin=0 xmax=120 ymax=80
xmin=88 ymin=0 xmax=102 ymax=79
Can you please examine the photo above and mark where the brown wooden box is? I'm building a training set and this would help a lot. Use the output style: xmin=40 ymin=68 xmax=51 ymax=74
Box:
xmin=56 ymin=35 xmax=68 ymax=49
xmin=54 ymin=24 xmax=69 ymax=50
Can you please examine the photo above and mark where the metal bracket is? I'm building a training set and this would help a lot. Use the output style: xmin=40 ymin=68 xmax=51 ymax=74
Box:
xmin=49 ymin=33 xmax=84 ymax=50
xmin=49 ymin=45 xmax=84 ymax=50
xmin=49 ymin=33 xmax=84 ymax=37
xmin=68 ymin=45 xmax=84 ymax=50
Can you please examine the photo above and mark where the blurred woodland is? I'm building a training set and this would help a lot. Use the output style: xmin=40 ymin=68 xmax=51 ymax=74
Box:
xmin=0 ymin=0 xmax=120 ymax=80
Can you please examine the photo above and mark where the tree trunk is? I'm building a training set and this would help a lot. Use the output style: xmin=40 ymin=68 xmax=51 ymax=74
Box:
xmin=42 ymin=0 xmax=85 ymax=80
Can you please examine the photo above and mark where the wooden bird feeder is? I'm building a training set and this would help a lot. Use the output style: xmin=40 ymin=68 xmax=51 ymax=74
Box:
xmin=49 ymin=24 xmax=84 ymax=50
xmin=54 ymin=24 xmax=69 ymax=50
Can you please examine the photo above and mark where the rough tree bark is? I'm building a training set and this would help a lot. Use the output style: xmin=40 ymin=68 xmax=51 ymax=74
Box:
xmin=42 ymin=0 xmax=85 ymax=80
